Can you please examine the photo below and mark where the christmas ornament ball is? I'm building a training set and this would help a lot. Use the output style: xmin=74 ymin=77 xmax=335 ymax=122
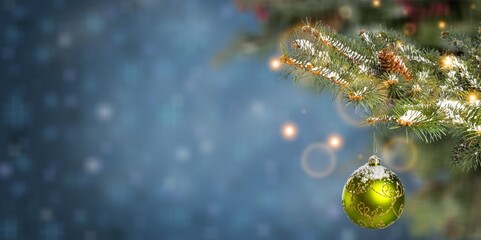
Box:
xmin=342 ymin=155 xmax=405 ymax=229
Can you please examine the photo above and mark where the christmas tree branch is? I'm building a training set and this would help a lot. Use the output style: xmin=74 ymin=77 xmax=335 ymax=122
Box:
xmin=301 ymin=25 xmax=361 ymax=63
xmin=280 ymin=56 xmax=349 ymax=87
xmin=280 ymin=22 xmax=481 ymax=169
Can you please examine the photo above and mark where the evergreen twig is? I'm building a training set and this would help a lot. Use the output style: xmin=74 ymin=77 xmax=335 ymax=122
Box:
xmin=280 ymin=22 xmax=481 ymax=170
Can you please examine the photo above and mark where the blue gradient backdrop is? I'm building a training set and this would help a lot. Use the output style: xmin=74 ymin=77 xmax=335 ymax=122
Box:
xmin=0 ymin=0 xmax=425 ymax=239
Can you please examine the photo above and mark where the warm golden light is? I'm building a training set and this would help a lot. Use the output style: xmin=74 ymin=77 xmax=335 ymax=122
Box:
xmin=440 ymin=55 xmax=456 ymax=69
xmin=395 ymin=40 xmax=403 ymax=48
xmin=372 ymin=0 xmax=381 ymax=7
xmin=280 ymin=122 xmax=298 ymax=141
xmin=438 ymin=20 xmax=446 ymax=29
xmin=327 ymin=134 xmax=343 ymax=150
xmin=269 ymin=57 xmax=282 ymax=71
xmin=468 ymin=93 xmax=479 ymax=103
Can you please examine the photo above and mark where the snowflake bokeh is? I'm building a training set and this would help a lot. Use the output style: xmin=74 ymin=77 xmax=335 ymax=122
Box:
xmin=0 ymin=0 xmax=422 ymax=239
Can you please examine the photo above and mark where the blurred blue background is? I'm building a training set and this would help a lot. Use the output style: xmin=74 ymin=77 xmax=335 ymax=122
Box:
xmin=1 ymin=0 xmax=474 ymax=239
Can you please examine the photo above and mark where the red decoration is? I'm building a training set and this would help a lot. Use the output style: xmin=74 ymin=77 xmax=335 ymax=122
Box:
xmin=254 ymin=4 xmax=270 ymax=23
xmin=397 ymin=0 xmax=449 ymax=20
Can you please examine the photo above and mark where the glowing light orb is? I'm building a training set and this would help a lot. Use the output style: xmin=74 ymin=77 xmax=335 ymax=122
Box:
xmin=269 ymin=57 xmax=282 ymax=71
xmin=440 ymin=55 xmax=456 ymax=69
xmin=327 ymin=134 xmax=343 ymax=150
xmin=468 ymin=92 xmax=479 ymax=103
xmin=438 ymin=20 xmax=446 ymax=30
xmin=372 ymin=0 xmax=381 ymax=8
xmin=280 ymin=122 xmax=298 ymax=141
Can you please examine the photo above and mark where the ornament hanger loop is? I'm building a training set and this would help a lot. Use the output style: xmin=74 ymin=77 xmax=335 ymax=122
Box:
xmin=368 ymin=155 xmax=381 ymax=166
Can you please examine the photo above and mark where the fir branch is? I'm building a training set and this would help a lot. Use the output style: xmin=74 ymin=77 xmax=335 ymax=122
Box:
xmin=280 ymin=55 xmax=349 ymax=87
xmin=279 ymin=22 xmax=481 ymax=170
xmin=358 ymin=29 xmax=376 ymax=51
xmin=440 ymin=56 xmax=480 ymax=92
xmin=366 ymin=115 xmax=397 ymax=124
xmin=387 ymin=100 xmax=447 ymax=142
xmin=344 ymin=76 xmax=388 ymax=114
xmin=397 ymin=44 xmax=436 ymax=66
xmin=301 ymin=24 xmax=374 ymax=68
xmin=451 ymin=137 xmax=481 ymax=171
xmin=291 ymin=39 xmax=329 ymax=61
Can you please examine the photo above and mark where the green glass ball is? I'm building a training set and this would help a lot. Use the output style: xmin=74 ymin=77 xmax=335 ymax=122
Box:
xmin=342 ymin=155 xmax=405 ymax=229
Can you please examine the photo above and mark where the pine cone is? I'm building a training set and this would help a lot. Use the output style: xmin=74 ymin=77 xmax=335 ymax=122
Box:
xmin=378 ymin=48 xmax=412 ymax=80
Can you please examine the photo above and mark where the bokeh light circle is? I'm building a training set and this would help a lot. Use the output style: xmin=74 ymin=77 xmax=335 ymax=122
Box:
xmin=335 ymin=98 xmax=367 ymax=127
xmin=381 ymin=137 xmax=418 ymax=172
xmin=301 ymin=143 xmax=336 ymax=178
xmin=338 ymin=5 xmax=353 ymax=19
